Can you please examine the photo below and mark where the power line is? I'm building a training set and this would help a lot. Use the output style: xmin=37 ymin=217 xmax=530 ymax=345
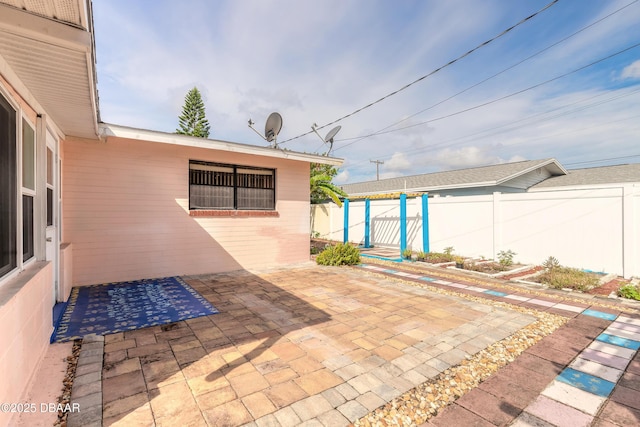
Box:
xmin=341 ymin=86 xmax=640 ymax=170
xmin=277 ymin=0 xmax=560 ymax=145
xmin=333 ymin=41 xmax=640 ymax=153
xmin=392 ymin=86 xmax=640 ymax=155
xmin=565 ymin=154 xmax=640 ymax=167
xmin=331 ymin=0 xmax=639 ymax=149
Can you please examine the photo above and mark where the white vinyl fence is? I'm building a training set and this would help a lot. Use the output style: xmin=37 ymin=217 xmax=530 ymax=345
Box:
xmin=311 ymin=184 xmax=640 ymax=278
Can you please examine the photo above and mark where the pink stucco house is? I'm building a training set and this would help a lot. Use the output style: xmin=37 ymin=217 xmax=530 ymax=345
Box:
xmin=0 ymin=2 xmax=341 ymax=424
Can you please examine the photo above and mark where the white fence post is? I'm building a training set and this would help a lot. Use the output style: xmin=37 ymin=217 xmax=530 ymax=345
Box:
xmin=622 ymin=184 xmax=637 ymax=278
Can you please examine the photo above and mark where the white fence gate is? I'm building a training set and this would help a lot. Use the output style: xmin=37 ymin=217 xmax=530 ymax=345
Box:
xmin=311 ymin=184 xmax=640 ymax=278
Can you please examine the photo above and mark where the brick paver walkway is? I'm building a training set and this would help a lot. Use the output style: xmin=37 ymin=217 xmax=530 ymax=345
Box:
xmin=97 ymin=265 xmax=536 ymax=426
xmin=356 ymin=261 xmax=640 ymax=426
xmin=65 ymin=260 xmax=640 ymax=427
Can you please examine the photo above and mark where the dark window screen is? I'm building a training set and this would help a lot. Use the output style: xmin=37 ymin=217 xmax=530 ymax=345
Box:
xmin=0 ymin=93 xmax=17 ymax=277
xmin=22 ymin=195 xmax=34 ymax=262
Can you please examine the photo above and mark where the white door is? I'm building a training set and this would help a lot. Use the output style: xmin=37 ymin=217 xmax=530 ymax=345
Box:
xmin=45 ymin=132 xmax=59 ymax=300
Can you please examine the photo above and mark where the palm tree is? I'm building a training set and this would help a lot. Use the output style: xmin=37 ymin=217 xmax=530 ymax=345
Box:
xmin=310 ymin=172 xmax=347 ymax=207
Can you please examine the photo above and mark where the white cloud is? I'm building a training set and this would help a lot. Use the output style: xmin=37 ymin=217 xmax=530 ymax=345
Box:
xmin=621 ymin=60 xmax=640 ymax=80
xmin=433 ymin=146 xmax=497 ymax=170
xmin=386 ymin=152 xmax=412 ymax=172
xmin=334 ymin=169 xmax=350 ymax=184
xmin=92 ymin=0 xmax=640 ymax=185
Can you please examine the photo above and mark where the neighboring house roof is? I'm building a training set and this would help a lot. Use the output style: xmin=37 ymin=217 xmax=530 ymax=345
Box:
xmin=99 ymin=123 xmax=344 ymax=166
xmin=340 ymin=158 xmax=567 ymax=196
xmin=0 ymin=0 xmax=99 ymax=139
xmin=529 ymin=163 xmax=640 ymax=190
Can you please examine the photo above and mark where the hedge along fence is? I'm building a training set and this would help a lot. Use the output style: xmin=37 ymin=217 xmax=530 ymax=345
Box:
xmin=310 ymin=184 xmax=640 ymax=279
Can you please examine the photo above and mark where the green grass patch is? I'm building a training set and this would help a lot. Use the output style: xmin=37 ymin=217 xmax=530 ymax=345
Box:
xmin=537 ymin=267 xmax=600 ymax=291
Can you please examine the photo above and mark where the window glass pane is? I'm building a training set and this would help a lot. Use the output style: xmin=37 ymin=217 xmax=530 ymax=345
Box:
xmin=22 ymin=119 xmax=35 ymax=191
xmin=0 ymin=93 xmax=17 ymax=276
xmin=237 ymin=188 xmax=275 ymax=210
xmin=190 ymin=185 xmax=234 ymax=209
xmin=189 ymin=161 xmax=235 ymax=209
xmin=47 ymin=188 xmax=53 ymax=226
xmin=47 ymin=147 xmax=53 ymax=185
xmin=22 ymin=195 xmax=34 ymax=261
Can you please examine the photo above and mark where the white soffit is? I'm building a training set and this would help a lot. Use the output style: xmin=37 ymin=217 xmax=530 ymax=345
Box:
xmin=0 ymin=0 xmax=87 ymax=27
xmin=99 ymin=123 xmax=345 ymax=167
xmin=0 ymin=1 xmax=98 ymax=139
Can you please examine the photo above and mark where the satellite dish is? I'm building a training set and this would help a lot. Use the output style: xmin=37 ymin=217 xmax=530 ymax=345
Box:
xmin=265 ymin=112 xmax=283 ymax=143
xmin=248 ymin=112 xmax=284 ymax=148
xmin=311 ymin=123 xmax=342 ymax=154
xmin=324 ymin=126 xmax=341 ymax=144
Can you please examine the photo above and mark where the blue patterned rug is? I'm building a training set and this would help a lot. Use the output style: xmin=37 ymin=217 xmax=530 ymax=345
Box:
xmin=52 ymin=276 xmax=218 ymax=342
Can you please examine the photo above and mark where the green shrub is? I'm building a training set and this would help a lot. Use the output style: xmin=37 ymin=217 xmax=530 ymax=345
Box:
xmin=497 ymin=250 xmax=516 ymax=267
xmin=537 ymin=266 xmax=600 ymax=291
xmin=416 ymin=251 xmax=426 ymax=261
xmin=402 ymin=248 xmax=413 ymax=259
xmin=618 ymin=284 xmax=640 ymax=301
xmin=542 ymin=256 xmax=560 ymax=270
xmin=316 ymin=243 xmax=360 ymax=266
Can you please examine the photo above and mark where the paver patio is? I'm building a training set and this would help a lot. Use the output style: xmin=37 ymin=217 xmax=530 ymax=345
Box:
xmin=97 ymin=265 xmax=537 ymax=426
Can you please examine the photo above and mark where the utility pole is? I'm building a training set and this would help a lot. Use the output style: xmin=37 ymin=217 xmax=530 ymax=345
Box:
xmin=370 ymin=159 xmax=384 ymax=181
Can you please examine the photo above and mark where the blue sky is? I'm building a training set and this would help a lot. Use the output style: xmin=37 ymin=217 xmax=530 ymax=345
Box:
xmin=93 ymin=0 xmax=640 ymax=184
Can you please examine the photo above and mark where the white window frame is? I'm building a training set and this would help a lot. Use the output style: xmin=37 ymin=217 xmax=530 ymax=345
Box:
xmin=21 ymin=116 xmax=36 ymax=263
xmin=0 ymin=84 xmax=41 ymax=284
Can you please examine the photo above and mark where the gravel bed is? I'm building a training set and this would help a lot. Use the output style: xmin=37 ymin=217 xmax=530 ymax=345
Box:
xmin=351 ymin=263 xmax=569 ymax=426
xmin=54 ymin=340 xmax=81 ymax=427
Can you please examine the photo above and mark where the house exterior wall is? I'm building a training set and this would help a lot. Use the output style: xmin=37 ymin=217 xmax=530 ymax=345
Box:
xmin=62 ymin=136 xmax=312 ymax=286
xmin=0 ymin=262 xmax=53 ymax=427
xmin=0 ymin=73 xmax=58 ymax=427
xmin=313 ymin=185 xmax=640 ymax=278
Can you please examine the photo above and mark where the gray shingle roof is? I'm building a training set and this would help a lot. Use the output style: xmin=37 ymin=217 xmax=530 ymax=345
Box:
xmin=530 ymin=163 xmax=640 ymax=189
xmin=341 ymin=158 xmax=565 ymax=195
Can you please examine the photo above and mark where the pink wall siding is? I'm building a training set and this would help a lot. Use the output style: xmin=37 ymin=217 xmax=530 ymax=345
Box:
xmin=62 ymin=137 xmax=312 ymax=285
xmin=0 ymin=262 xmax=53 ymax=427
xmin=59 ymin=243 xmax=73 ymax=301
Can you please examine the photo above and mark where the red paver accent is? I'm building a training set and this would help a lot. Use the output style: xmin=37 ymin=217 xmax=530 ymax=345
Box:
xmin=456 ymin=387 xmax=521 ymax=425
xmin=508 ymin=353 xmax=564 ymax=379
xmin=618 ymin=371 xmax=640 ymax=392
xmin=596 ymin=401 xmax=640 ymax=426
xmin=428 ymin=404 xmax=495 ymax=427
xmin=525 ymin=341 xmax=580 ymax=365
xmin=610 ymin=385 xmax=640 ymax=410
xmin=487 ymin=363 xmax=556 ymax=392
xmin=627 ymin=359 xmax=640 ymax=375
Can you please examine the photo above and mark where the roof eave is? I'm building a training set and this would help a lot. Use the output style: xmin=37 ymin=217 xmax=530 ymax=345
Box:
xmin=0 ymin=2 xmax=99 ymax=139
xmin=99 ymin=123 xmax=344 ymax=166
xmin=344 ymin=180 xmax=497 ymax=196
xmin=496 ymin=158 xmax=567 ymax=185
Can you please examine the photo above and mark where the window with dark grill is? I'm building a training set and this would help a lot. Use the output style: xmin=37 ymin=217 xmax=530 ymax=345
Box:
xmin=189 ymin=161 xmax=275 ymax=210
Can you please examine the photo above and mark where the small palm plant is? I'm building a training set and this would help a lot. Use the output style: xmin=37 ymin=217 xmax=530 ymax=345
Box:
xmin=310 ymin=173 xmax=347 ymax=207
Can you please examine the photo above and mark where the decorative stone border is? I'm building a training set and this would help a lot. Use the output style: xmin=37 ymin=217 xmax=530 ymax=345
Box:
xmin=67 ymin=334 xmax=104 ymax=427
